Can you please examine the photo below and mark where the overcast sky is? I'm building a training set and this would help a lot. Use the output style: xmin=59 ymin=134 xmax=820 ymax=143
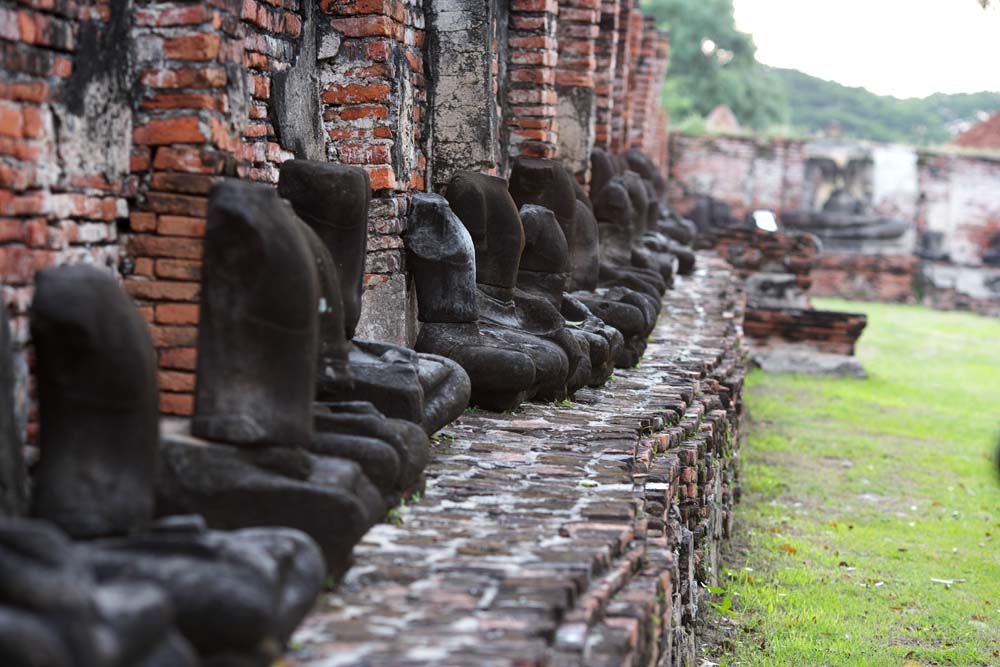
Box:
xmin=733 ymin=0 xmax=1000 ymax=99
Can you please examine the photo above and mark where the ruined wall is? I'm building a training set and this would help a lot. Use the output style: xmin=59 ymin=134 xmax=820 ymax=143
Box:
xmin=1 ymin=0 xmax=673 ymax=430
xmin=917 ymin=152 xmax=1000 ymax=316
xmin=670 ymin=132 xmax=1000 ymax=313
xmin=668 ymin=132 xmax=806 ymax=221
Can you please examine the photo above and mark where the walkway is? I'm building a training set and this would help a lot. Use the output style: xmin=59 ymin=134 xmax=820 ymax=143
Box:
xmin=286 ymin=255 xmax=747 ymax=667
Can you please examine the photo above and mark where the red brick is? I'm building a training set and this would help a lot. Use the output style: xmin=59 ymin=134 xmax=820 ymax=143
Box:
xmin=155 ymin=259 xmax=202 ymax=280
xmin=366 ymin=165 xmax=395 ymax=191
xmin=133 ymin=257 xmax=155 ymax=277
xmin=140 ymin=67 xmax=227 ymax=89
xmin=20 ymin=107 xmax=43 ymax=138
xmin=150 ymin=172 xmax=216 ymax=195
xmin=335 ymin=104 xmax=389 ymax=121
xmin=144 ymin=192 xmax=208 ymax=217
xmin=322 ymin=83 xmax=391 ymax=105
xmin=0 ymin=104 xmax=23 ymax=138
xmin=0 ymin=219 xmax=24 ymax=243
xmin=125 ymin=279 xmax=201 ymax=302
xmin=149 ymin=325 xmax=198 ymax=348
xmin=511 ymin=0 xmax=558 ymax=11
xmin=152 ymin=147 xmax=227 ymax=174
xmin=159 ymin=346 xmax=197 ymax=370
xmin=160 ymin=391 xmax=194 ymax=416
xmin=338 ymin=142 xmax=390 ymax=165
xmin=330 ymin=16 xmax=399 ymax=39
xmin=283 ymin=12 xmax=301 ymax=36
xmin=0 ymin=81 xmax=49 ymax=103
xmin=163 ymin=33 xmax=222 ymax=61
xmin=133 ymin=116 xmax=207 ymax=145
xmin=157 ymin=215 xmax=206 ymax=237
xmin=141 ymin=93 xmax=224 ymax=111
xmin=129 ymin=212 xmax=157 ymax=232
xmin=128 ymin=235 xmax=203 ymax=260
xmin=131 ymin=146 xmax=151 ymax=172
xmin=155 ymin=303 xmax=199 ymax=325
xmin=0 ymin=245 xmax=39 ymax=284
xmin=135 ymin=5 xmax=213 ymax=26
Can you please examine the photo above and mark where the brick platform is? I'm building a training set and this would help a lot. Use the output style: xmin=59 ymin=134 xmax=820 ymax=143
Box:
xmin=286 ymin=253 xmax=746 ymax=667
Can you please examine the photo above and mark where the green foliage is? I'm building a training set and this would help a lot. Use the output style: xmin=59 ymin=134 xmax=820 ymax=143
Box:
xmin=706 ymin=300 xmax=1000 ymax=665
xmin=642 ymin=0 xmax=787 ymax=130
xmin=647 ymin=0 xmax=1000 ymax=144
xmin=771 ymin=68 xmax=1000 ymax=145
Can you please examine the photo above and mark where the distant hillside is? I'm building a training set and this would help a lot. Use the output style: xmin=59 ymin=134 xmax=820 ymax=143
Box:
xmin=770 ymin=67 xmax=1000 ymax=145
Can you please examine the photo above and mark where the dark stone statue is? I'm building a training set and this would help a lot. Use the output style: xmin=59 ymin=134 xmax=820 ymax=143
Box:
xmin=0 ymin=516 xmax=199 ymax=667
xmin=446 ymin=171 xmax=592 ymax=397
xmin=509 ymin=156 xmax=660 ymax=367
xmin=285 ymin=202 xmax=429 ymax=506
xmin=30 ymin=265 xmax=160 ymax=538
xmin=190 ymin=182 xmax=319 ymax=448
xmin=77 ymin=518 xmax=324 ymax=666
xmin=406 ymin=193 xmax=555 ymax=411
xmin=603 ymin=147 xmax=698 ymax=276
xmin=156 ymin=180 xmax=389 ymax=574
xmin=8 ymin=262 xmax=326 ymax=666
xmin=781 ymin=154 xmax=910 ymax=253
xmin=0 ymin=307 xmax=24 ymax=517
xmin=277 ymin=160 xmax=470 ymax=435
xmin=518 ymin=204 xmax=620 ymax=386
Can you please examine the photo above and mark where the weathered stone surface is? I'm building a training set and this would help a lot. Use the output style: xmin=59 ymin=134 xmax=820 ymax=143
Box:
xmin=0 ymin=307 xmax=25 ymax=518
xmin=285 ymin=253 xmax=746 ymax=667
xmin=30 ymin=265 xmax=159 ymax=538
xmin=77 ymin=522 xmax=325 ymax=665
xmin=192 ymin=180 xmax=319 ymax=449
xmin=0 ymin=515 xmax=199 ymax=667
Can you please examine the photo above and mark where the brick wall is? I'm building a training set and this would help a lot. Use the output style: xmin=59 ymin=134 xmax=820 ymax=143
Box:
xmin=668 ymin=132 xmax=806 ymax=220
xmin=1 ymin=0 xmax=674 ymax=435
xmin=555 ymin=0 xmax=599 ymax=183
xmin=591 ymin=0 xmax=617 ymax=155
xmin=1 ymin=0 xmax=135 ymax=440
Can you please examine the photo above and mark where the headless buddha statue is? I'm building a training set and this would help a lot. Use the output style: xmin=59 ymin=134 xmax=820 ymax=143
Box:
xmin=25 ymin=263 xmax=325 ymax=666
xmin=156 ymin=180 xmax=394 ymax=576
xmin=508 ymin=157 xmax=657 ymax=367
xmin=446 ymin=171 xmax=592 ymax=396
xmin=517 ymin=204 xmax=620 ymax=386
xmin=277 ymin=161 xmax=470 ymax=436
xmin=406 ymin=194 xmax=570 ymax=411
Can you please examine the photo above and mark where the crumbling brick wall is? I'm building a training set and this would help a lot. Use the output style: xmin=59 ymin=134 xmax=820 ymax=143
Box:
xmin=1 ymin=0 xmax=674 ymax=433
xmin=1 ymin=0 xmax=136 ymax=438
xmin=670 ymin=132 xmax=1000 ymax=313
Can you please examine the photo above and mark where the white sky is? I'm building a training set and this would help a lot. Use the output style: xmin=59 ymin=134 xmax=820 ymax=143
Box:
xmin=733 ymin=0 xmax=1000 ymax=98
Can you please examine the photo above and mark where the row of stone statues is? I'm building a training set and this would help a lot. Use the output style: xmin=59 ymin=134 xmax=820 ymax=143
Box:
xmin=1 ymin=272 xmax=324 ymax=667
xmin=0 ymin=147 xmax=697 ymax=666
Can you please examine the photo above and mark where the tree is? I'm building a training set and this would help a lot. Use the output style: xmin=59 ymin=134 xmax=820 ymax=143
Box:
xmin=642 ymin=0 xmax=787 ymax=130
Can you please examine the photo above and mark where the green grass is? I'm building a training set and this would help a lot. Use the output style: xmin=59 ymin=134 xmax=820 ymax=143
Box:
xmin=707 ymin=299 xmax=1000 ymax=666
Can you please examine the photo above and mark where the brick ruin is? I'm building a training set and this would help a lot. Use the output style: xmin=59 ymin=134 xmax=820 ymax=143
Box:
xmin=668 ymin=132 xmax=1000 ymax=317
xmin=0 ymin=0 xmax=675 ymax=433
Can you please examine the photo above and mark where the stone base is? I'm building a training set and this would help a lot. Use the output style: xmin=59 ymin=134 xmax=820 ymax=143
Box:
xmin=750 ymin=343 xmax=866 ymax=379
xmin=284 ymin=253 xmax=747 ymax=667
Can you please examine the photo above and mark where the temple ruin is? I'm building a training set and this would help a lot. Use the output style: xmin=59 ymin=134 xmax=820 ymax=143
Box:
xmin=0 ymin=1 xmax=760 ymax=665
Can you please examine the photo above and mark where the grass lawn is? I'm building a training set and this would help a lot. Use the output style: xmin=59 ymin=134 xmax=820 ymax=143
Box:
xmin=705 ymin=299 xmax=1000 ymax=666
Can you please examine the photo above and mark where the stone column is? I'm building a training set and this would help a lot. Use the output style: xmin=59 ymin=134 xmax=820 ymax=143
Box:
xmin=426 ymin=0 xmax=503 ymax=191
xmin=555 ymin=0 xmax=600 ymax=185
xmin=592 ymin=0 xmax=619 ymax=153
